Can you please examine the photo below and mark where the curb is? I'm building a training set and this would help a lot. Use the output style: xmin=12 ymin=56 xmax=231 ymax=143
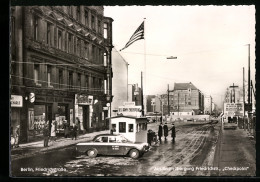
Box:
xmin=11 ymin=130 xmax=109 ymax=161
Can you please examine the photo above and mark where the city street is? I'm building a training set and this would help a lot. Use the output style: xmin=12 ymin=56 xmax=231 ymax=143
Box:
xmin=11 ymin=120 xmax=221 ymax=176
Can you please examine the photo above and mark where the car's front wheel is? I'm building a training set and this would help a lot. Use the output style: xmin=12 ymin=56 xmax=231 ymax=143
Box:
xmin=87 ymin=148 xmax=98 ymax=158
xmin=129 ymin=149 xmax=140 ymax=159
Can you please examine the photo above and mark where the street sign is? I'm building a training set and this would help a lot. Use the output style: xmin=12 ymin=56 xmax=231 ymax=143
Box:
xmin=224 ymin=103 xmax=244 ymax=116
xmin=11 ymin=95 xmax=23 ymax=107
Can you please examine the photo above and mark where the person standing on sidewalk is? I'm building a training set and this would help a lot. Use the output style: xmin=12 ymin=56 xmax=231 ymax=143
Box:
xmin=64 ymin=120 xmax=70 ymax=138
xmin=158 ymin=123 xmax=163 ymax=144
xmin=169 ymin=123 xmax=176 ymax=143
xmin=72 ymin=122 xmax=78 ymax=140
xmin=43 ymin=124 xmax=49 ymax=147
xmin=163 ymin=123 xmax=168 ymax=140
xmin=50 ymin=120 xmax=57 ymax=142
xmin=14 ymin=125 xmax=20 ymax=148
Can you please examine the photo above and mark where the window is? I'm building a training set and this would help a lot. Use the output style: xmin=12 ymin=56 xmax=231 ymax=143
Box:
xmin=109 ymin=136 xmax=116 ymax=143
xmin=101 ymin=137 xmax=108 ymax=142
xmin=112 ymin=124 xmax=116 ymax=132
xmin=78 ymin=73 xmax=81 ymax=90
xmin=58 ymin=69 xmax=63 ymax=89
xmin=69 ymin=71 xmax=73 ymax=90
xmin=77 ymin=38 xmax=81 ymax=56
xmin=85 ymin=75 xmax=89 ymax=91
xmin=92 ymin=45 xmax=95 ymax=62
xmin=33 ymin=16 xmax=39 ymax=40
xmin=91 ymin=15 xmax=95 ymax=30
xmin=84 ymin=10 xmax=88 ymax=26
xmin=119 ymin=122 xmax=126 ymax=133
xmin=68 ymin=6 xmax=72 ymax=16
xmin=34 ymin=64 xmax=39 ymax=84
xmin=76 ymin=6 xmax=80 ymax=21
xmin=128 ymin=124 xmax=133 ymax=132
xmin=104 ymin=52 xmax=107 ymax=66
xmin=104 ymin=23 xmax=108 ymax=39
xmin=98 ymin=20 xmax=101 ymax=33
xmin=68 ymin=33 xmax=72 ymax=53
xmin=47 ymin=66 xmax=52 ymax=87
xmin=47 ymin=23 xmax=51 ymax=45
xmin=11 ymin=15 xmax=15 ymax=44
xmin=64 ymin=33 xmax=67 ymax=51
xmin=58 ymin=30 xmax=62 ymax=49
xmin=84 ymin=42 xmax=89 ymax=59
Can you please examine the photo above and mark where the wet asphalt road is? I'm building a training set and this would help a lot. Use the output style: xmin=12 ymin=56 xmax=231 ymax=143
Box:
xmin=11 ymin=121 xmax=219 ymax=176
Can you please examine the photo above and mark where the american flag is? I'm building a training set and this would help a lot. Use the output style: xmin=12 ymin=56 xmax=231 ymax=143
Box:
xmin=120 ymin=21 xmax=144 ymax=51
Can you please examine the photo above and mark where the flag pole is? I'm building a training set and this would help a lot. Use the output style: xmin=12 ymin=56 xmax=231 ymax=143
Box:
xmin=144 ymin=18 xmax=146 ymax=116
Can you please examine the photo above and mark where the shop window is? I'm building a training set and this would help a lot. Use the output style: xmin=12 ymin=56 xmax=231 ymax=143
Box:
xmin=119 ymin=122 xmax=126 ymax=133
xmin=34 ymin=105 xmax=46 ymax=134
xmin=56 ymin=105 xmax=68 ymax=133
xmin=128 ymin=124 xmax=133 ymax=132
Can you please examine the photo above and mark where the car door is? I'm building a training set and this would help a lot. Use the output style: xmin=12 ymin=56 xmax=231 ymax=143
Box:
xmin=93 ymin=136 xmax=108 ymax=155
xmin=108 ymin=136 xmax=123 ymax=155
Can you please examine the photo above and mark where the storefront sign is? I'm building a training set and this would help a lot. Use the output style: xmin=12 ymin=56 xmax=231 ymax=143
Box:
xmin=103 ymin=107 xmax=108 ymax=110
xmin=29 ymin=93 xmax=35 ymax=103
xmin=118 ymin=105 xmax=142 ymax=117
xmin=75 ymin=94 xmax=93 ymax=105
xmin=10 ymin=95 xmax=23 ymax=107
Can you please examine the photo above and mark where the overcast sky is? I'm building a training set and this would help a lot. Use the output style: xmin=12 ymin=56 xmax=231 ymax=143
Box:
xmin=104 ymin=6 xmax=255 ymax=108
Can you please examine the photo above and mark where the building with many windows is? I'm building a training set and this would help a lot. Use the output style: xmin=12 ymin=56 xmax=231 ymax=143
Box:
xmin=10 ymin=6 xmax=113 ymax=142
xmin=160 ymin=82 xmax=204 ymax=115
xmin=204 ymin=95 xmax=212 ymax=114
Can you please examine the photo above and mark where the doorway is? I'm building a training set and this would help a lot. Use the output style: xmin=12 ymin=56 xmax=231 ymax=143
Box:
xmin=83 ymin=105 xmax=90 ymax=132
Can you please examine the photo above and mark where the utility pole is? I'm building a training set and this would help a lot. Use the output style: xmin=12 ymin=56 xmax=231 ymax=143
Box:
xmin=247 ymin=44 xmax=251 ymax=134
xmin=168 ymin=84 xmax=170 ymax=115
xmin=243 ymin=67 xmax=245 ymax=130
xmin=229 ymin=83 xmax=238 ymax=103
xmin=178 ymin=92 xmax=179 ymax=116
xmin=141 ymin=72 xmax=144 ymax=116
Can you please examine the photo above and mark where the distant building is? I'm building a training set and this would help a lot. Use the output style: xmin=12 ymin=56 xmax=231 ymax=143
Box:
xmin=204 ymin=95 xmax=212 ymax=114
xmin=146 ymin=95 xmax=156 ymax=113
xmin=160 ymin=82 xmax=204 ymax=115
xmin=128 ymin=84 xmax=142 ymax=106
xmin=111 ymin=48 xmax=128 ymax=116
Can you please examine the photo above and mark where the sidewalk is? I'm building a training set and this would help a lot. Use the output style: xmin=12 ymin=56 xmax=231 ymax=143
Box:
xmin=215 ymin=125 xmax=255 ymax=176
xmin=10 ymin=130 xmax=110 ymax=161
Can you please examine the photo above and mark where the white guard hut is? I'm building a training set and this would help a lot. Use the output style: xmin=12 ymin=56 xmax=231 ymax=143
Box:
xmin=109 ymin=115 xmax=148 ymax=143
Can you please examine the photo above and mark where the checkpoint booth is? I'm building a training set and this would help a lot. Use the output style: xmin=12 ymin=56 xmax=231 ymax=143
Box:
xmin=109 ymin=102 xmax=148 ymax=143
xmin=109 ymin=115 xmax=148 ymax=143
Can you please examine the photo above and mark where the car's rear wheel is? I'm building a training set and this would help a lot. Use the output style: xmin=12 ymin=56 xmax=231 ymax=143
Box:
xmin=87 ymin=148 xmax=98 ymax=158
xmin=129 ymin=149 xmax=140 ymax=159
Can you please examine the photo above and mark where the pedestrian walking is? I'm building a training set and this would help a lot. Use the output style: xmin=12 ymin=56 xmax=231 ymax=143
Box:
xmin=43 ymin=124 xmax=49 ymax=147
xmin=163 ymin=123 xmax=168 ymax=140
xmin=14 ymin=125 xmax=20 ymax=148
xmin=169 ymin=123 xmax=176 ymax=143
xmin=72 ymin=122 xmax=78 ymax=140
xmin=160 ymin=116 xmax=162 ymax=124
xmin=50 ymin=120 xmax=56 ymax=142
xmin=64 ymin=120 xmax=70 ymax=138
xmin=158 ymin=123 xmax=163 ymax=144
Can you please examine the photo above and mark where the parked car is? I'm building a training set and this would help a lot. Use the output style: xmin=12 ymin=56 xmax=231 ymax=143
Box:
xmin=76 ymin=134 xmax=149 ymax=159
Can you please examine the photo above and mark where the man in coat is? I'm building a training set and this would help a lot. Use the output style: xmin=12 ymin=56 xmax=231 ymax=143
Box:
xmin=72 ymin=122 xmax=78 ymax=140
xmin=43 ymin=124 xmax=49 ymax=147
xmin=163 ymin=123 xmax=168 ymax=140
xmin=169 ymin=123 xmax=176 ymax=143
xmin=158 ymin=123 xmax=163 ymax=144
